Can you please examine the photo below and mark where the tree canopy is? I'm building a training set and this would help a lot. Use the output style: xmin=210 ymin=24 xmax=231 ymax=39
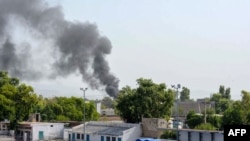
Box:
xmin=101 ymin=96 xmax=114 ymax=109
xmin=211 ymin=85 xmax=232 ymax=114
xmin=222 ymin=90 xmax=250 ymax=125
xmin=0 ymin=71 xmax=100 ymax=129
xmin=115 ymin=78 xmax=175 ymax=123
xmin=180 ymin=87 xmax=190 ymax=102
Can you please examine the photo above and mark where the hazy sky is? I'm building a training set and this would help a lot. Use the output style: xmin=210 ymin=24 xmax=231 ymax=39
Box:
xmin=25 ymin=0 xmax=250 ymax=100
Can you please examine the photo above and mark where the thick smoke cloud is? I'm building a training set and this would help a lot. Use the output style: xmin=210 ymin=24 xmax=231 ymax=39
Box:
xmin=0 ymin=0 xmax=119 ymax=97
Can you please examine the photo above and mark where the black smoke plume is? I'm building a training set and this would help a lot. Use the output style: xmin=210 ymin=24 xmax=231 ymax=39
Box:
xmin=0 ymin=0 xmax=119 ymax=97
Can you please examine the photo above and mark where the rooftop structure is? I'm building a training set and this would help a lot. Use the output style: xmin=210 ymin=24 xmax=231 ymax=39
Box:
xmin=66 ymin=121 xmax=142 ymax=141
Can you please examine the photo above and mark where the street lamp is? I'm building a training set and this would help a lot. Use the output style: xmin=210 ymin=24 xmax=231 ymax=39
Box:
xmin=80 ymin=87 xmax=88 ymax=141
xmin=171 ymin=84 xmax=181 ymax=141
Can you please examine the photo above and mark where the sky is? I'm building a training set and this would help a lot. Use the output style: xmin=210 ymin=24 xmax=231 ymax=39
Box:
xmin=21 ymin=0 xmax=250 ymax=100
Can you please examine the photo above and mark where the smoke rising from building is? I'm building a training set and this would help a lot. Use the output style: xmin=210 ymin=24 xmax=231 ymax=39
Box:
xmin=0 ymin=0 xmax=119 ymax=97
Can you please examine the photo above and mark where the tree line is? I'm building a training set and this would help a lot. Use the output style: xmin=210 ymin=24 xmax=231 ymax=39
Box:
xmin=0 ymin=71 xmax=99 ymax=130
xmin=115 ymin=78 xmax=250 ymax=130
xmin=1 ymin=70 xmax=250 ymax=132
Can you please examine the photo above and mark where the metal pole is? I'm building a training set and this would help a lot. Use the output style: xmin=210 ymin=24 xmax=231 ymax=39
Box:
xmin=80 ymin=88 xmax=87 ymax=141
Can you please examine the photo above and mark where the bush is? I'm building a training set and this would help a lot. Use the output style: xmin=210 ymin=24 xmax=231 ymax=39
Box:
xmin=194 ymin=123 xmax=216 ymax=130
xmin=160 ymin=130 xmax=176 ymax=139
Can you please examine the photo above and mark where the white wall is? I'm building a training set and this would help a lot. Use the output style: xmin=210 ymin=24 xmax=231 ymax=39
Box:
xmin=178 ymin=130 xmax=224 ymax=141
xmin=203 ymin=133 xmax=211 ymax=141
xmin=215 ymin=133 xmax=223 ymax=141
xmin=64 ymin=129 xmax=72 ymax=140
xmin=179 ymin=131 xmax=188 ymax=141
xmin=90 ymin=134 xmax=102 ymax=141
xmin=122 ymin=124 xmax=142 ymax=141
xmin=32 ymin=123 xmax=64 ymax=141
xmin=190 ymin=132 xmax=199 ymax=141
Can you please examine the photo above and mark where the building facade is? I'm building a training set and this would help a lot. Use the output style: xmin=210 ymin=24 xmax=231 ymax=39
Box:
xmin=65 ymin=121 xmax=142 ymax=141
xmin=0 ymin=120 xmax=10 ymax=135
xmin=17 ymin=122 xmax=64 ymax=141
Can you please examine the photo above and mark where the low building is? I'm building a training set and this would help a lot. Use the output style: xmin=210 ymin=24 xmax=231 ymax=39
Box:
xmin=0 ymin=119 xmax=10 ymax=135
xmin=179 ymin=129 xmax=223 ymax=141
xmin=16 ymin=122 xmax=64 ymax=141
xmin=158 ymin=128 xmax=223 ymax=141
xmin=101 ymin=108 xmax=115 ymax=116
xmin=65 ymin=121 xmax=142 ymax=141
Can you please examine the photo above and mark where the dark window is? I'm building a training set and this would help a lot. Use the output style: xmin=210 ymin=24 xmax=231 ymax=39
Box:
xmin=211 ymin=133 xmax=214 ymax=141
xmin=106 ymin=136 xmax=111 ymax=141
xmin=77 ymin=133 xmax=80 ymax=139
xmin=199 ymin=132 xmax=203 ymax=141
xmin=101 ymin=136 xmax=104 ymax=141
xmin=50 ymin=125 xmax=53 ymax=127
xmin=68 ymin=134 xmax=71 ymax=141
xmin=112 ymin=137 xmax=116 ymax=141
xmin=118 ymin=137 xmax=122 ymax=141
xmin=188 ymin=132 xmax=191 ymax=141
xmin=82 ymin=134 xmax=84 ymax=140
xmin=87 ymin=134 xmax=90 ymax=141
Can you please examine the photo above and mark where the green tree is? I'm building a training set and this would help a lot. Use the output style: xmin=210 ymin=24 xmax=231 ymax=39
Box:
xmin=41 ymin=96 xmax=100 ymax=121
xmin=160 ymin=130 xmax=176 ymax=139
xmin=222 ymin=91 xmax=250 ymax=125
xmin=0 ymin=71 xmax=38 ymax=129
xmin=115 ymin=78 xmax=175 ymax=123
xmin=211 ymin=85 xmax=232 ymax=114
xmin=101 ymin=96 xmax=114 ymax=109
xmin=15 ymin=84 xmax=38 ymax=121
xmin=186 ymin=110 xmax=203 ymax=128
xmin=180 ymin=87 xmax=190 ymax=102
xmin=219 ymin=85 xmax=231 ymax=99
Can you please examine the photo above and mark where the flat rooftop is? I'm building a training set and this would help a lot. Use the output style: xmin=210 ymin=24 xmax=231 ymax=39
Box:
xmin=72 ymin=121 xmax=139 ymax=136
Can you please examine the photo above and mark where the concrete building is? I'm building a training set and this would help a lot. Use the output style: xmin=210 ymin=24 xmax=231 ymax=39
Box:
xmin=65 ymin=121 xmax=142 ymax=141
xmin=171 ymin=99 xmax=215 ymax=122
xmin=101 ymin=108 xmax=115 ymax=116
xmin=158 ymin=128 xmax=223 ymax=141
xmin=179 ymin=129 xmax=223 ymax=141
xmin=16 ymin=122 xmax=64 ymax=141
xmin=95 ymin=101 xmax=102 ymax=114
xmin=142 ymin=118 xmax=172 ymax=138
xmin=0 ymin=119 xmax=10 ymax=135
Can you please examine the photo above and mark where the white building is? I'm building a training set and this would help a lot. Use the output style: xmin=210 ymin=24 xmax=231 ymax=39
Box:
xmin=17 ymin=122 xmax=64 ymax=141
xmin=101 ymin=108 xmax=115 ymax=116
xmin=65 ymin=121 xmax=142 ymax=141
xmin=95 ymin=101 xmax=102 ymax=114
xmin=158 ymin=128 xmax=223 ymax=141
xmin=0 ymin=119 xmax=10 ymax=135
xmin=179 ymin=129 xmax=223 ymax=141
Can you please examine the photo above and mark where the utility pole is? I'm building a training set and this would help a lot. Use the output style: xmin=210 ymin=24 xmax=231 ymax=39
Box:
xmin=80 ymin=87 xmax=88 ymax=141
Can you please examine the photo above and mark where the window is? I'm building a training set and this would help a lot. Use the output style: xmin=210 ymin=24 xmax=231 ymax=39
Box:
xmin=68 ymin=134 xmax=71 ymax=141
xmin=77 ymin=133 xmax=80 ymax=139
xmin=112 ymin=137 xmax=116 ymax=141
xmin=101 ymin=136 xmax=104 ymax=141
xmin=50 ymin=125 xmax=53 ymax=127
xmin=118 ymin=137 xmax=122 ymax=141
xmin=86 ymin=134 xmax=90 ymax=141
xmin=211 ymin=133 xmax=214 ymax=141
xmin=106 ymin=136 xmax=111 ymax=141
xmin=82 ymin=134 xmax=84 ymax=140
xmin=188 ymin=132 xmax=191 ymax=141
xmin=199 ymin=133 xmax=203 ymax=141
